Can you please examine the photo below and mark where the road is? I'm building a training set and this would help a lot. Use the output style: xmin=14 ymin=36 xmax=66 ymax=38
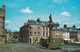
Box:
xmin=0 ymin=43 xmax=80 ymax=52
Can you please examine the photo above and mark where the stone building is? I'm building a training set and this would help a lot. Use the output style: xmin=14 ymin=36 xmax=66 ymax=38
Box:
xmin=68 ymin=25 xmax=78 ymax=41
xmin=20 ymin=19 xmax=50 ymax=44
xmin=20 ymin=15 xmax=64 ymax=44
xmin=62 ymin=25 xmax=70 ymax=42
xmin=20 ymin=14 xmax=78 ymax=44
xmin=77 ymin=28 xmax=80 ymax=40
xmin=52 ymin=23 xmax=63 ymax=39
xmin=53 ymin=29 xmax=63 ymax=39
xmin=0 ymin=4 xmax=5 ymax=44
xmin=62 ymin=25 xmax=78 ymax=42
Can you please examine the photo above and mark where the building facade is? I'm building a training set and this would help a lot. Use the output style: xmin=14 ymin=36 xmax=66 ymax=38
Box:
xmin=20 ymin=19 xmax=50 ymax=44
xmin=63 ymin=25 xmax=78 ymax=42
xmin=0 ymin=4 xmax=5 ymax=44
xmin=77 ymin=28 xmax=80 ymax=40
xmin=68 ymin=25 xmax=78 ymax=41
xmin=62 ymin=30 xmax=70 ymax=41
xmin=53 ymin=29 xmax=63 ymax=39
xmin=62 ymin=25 xmax=70 ymax=42
xmin=20 ymin=15 xmax=78 ymax=44
xmin=53 ymin=26 xmax=63 ymax=39
xmin=52 ymin=23 xmax=63 ymax=39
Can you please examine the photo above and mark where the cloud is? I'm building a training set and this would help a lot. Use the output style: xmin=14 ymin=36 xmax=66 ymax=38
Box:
xmin=60 ymin=11 xmax=71 ymax=17
xmin=37 ymin=2 xmax=43 ymax=5
xmin=62 ymin=23 xmax=75 ymax=25
xmin=48 ymin=5 xmax=54 ymax=8
xmin=21 ymin=7 xmax=33 ymax=13
xmin=62 ymin=7 xmax=64 ymax=9
xmin=56 ymin=19 xmax=61 ymax=22
xmin=53 ymin=0 xmax=67 ymax=3
xmin=78 ymin=27 xmax=80 ymax=28
xmin=78 ymin=21 xmax=80 ymax=23
xmin=22 ymin=0 xmax=25 ymax=1
xmin=6 ymin=26 xmax=11 ymax=28
xmin=11 ymin=28 xmax=19 ymax=31
xmin=5 ymin=20 xmax=11 ymax=23
xmin=53 ymin=0 xmax=62 ymax=3
xmin=71 ymin=6 xmax=76 ymax=9
xmin=53 ymin=19 xmax=61 ymax=22
xmin=6 ymin=26 xmax=19 ymax=31
xmin=53 ymin=20 xmax=55 ymax=22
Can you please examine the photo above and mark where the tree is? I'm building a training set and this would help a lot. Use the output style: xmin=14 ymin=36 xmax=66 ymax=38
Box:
xmin=12 ymin=31 xmax=20 ymax=38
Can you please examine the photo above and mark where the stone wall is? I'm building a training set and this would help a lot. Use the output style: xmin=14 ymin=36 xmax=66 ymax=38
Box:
xmin=0 ymin=4 xmax=5 ymax=44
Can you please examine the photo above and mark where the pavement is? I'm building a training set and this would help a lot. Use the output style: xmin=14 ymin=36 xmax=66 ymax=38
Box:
xmin=0 ymin=43 xmax=80 ymax=52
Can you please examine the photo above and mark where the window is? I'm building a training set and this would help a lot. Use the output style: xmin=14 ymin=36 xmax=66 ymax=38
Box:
xmin=38 ymin=27 xmax=40 ymax=29
xmin=30 ymin=26 xmax=31 ymax=29
xmin=43 ymin=27 xmax=44 ymax=30
xmin=38 ymin=32 xmax=40 ymax=34
xmin=30 ymin=32 xmax=32 ymax=35
xmin=43 ymin=32 xmax=45 ymax=36
xmin=46 ymin=27 xmax=48 ymax=30
xmin=35 ymin=32 xmax=36 ymax=34
xmin=46 ymin=33 xmax=48 ymax=36
xmin=45 ymin=22 xmax=47 ymax=25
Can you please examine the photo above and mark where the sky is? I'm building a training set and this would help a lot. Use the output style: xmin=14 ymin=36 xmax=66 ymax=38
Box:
xmin=0 ymin=0 xmax=80 ymax=32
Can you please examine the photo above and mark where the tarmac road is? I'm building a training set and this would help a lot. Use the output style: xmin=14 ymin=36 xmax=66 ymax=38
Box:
xmin=0 ymin=43 xmax=80 ymax=52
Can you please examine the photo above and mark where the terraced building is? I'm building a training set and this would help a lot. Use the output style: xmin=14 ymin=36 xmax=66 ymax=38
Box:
xmin=20 ymin=19 xmax=50 ymax=43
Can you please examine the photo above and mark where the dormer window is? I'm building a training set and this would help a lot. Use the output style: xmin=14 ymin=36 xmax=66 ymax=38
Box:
xmin=30 ymin=26 xmax=31 ymax=29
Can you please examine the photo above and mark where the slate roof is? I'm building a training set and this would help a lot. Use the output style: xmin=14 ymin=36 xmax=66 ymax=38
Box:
xmin=52 ymin=28 xmax=63 ymax=31
xmin=21 ymin=19 xmax=78 ymax=33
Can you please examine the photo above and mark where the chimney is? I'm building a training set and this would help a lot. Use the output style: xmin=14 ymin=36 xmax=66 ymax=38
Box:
xmin=73 ymin=25 xmax=76 ymax=29
xmin=3 ymin=3 xmax=5 ymax=11
xmin=64 ymin=24 xmax=67 ymax=28
xmin=24 ymin=22 xmax=27 ymax=26
xmin=37 ymin=18 xmax=40 ymax=22
xmin=57 ymin=23 xmax=59 ymax=27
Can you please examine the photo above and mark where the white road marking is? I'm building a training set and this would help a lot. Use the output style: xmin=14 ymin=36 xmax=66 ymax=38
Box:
xmin=12 ymin=47 xmax=15 ymax=51
xmin=3 ymin=46 xmax=5 ymax=47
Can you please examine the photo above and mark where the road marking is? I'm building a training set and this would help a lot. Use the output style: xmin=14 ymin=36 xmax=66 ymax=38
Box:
xmin=3 ymin=46 xmax=5 ymax=47
xmin=12 ymin=47 xmax=15 ymax=51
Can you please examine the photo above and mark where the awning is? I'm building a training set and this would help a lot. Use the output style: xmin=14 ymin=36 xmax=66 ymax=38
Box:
xmin=64 ymin=39 xmax=71 ymax=40
xmin=42 ymin=37 xmax=48 ymax=39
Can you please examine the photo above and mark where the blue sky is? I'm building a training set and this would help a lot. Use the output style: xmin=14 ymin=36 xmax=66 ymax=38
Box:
xmin=0 ymin=0 xmax=80 ymax=32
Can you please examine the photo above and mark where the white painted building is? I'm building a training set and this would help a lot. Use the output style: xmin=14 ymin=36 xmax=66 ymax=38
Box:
xmin=63 ymin=31 xmax=70 ymax=41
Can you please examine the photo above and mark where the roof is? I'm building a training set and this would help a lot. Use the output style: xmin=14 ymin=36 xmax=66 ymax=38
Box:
xmin=62 ymin=27 xmax=78 ymax=32
xmin=27 ymin=20 xmax=50 ymax=26
xmin=53 ymin=28 xmax=63 ymax=31
xmin=62 ymin=28 xmax=69 ymax=32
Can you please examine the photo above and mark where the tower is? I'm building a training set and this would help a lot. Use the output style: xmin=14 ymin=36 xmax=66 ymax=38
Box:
xmin=48 ymin=14 xmax=53 ymax=48
xmin=0 ymin=3 xmax=5 ymax=44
